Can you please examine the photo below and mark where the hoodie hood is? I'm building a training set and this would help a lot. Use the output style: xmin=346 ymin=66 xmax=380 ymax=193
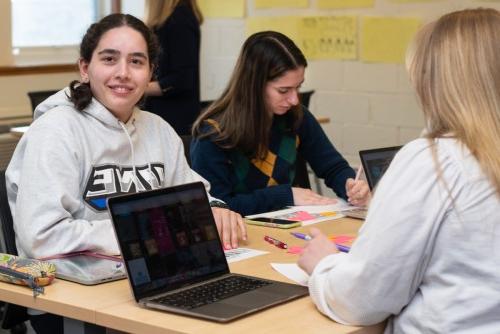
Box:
xmin=34 ymin=87 xmax=138 ymax=131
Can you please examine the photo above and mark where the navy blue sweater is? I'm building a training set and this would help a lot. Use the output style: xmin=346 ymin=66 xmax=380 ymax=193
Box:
xmin=191 ymin=109 xmax=355 ymax=215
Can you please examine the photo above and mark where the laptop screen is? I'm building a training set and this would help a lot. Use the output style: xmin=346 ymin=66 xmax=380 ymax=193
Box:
xmin=359 ymin=146 xmax=402 ymax=190
xmin=107 ymin=182 xmax=229 ymax=301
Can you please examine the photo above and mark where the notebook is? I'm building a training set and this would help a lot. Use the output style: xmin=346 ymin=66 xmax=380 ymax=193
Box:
xmin=344 ymin=146 xmax=402 ymax=220
xmin=107 ymin=182 xmax=308 ymax=323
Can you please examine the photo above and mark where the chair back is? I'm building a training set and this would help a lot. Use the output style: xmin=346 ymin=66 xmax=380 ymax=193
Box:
xmin=292 ymin=154 xmax=311 ymax=189
xmin=299 ymin=90 xmax=315 ymax=109
xmin=0 ymin=170 xmax=17 ymax=255
xmin=200 ymin=100 xmax=213 ymax=112
xmin=0 ymin=170 xmax=29 ymax=329
xmin=27 ymin=90 xmax=59 ymax=114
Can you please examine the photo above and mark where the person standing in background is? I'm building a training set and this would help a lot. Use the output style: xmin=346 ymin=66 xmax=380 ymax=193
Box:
xmin=144 ymin=0 xmax=203 ymax=135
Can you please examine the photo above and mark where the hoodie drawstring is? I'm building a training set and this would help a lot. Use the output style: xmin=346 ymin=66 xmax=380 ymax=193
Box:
xmin=118 ymin=121 xmax=140 ymax=190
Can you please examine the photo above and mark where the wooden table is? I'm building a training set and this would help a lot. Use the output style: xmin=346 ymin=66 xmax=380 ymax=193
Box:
xmin=0 ymin=218 xmax=385 ymax=334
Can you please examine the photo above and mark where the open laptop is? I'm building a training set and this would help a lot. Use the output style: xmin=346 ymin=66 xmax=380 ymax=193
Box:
xmin=107 ymin=182 xmax=308 ymax=323
xmin=344 ymin=146 xmax=402 ymax=220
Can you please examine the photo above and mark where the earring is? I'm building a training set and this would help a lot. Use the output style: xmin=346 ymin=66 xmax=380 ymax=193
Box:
xmin=82 ymin=77 xmax=89 ymax=83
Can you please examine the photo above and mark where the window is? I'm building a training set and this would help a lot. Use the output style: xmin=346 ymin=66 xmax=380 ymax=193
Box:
xmin=9 ymin=0 xmax=113 ymax=65
xmin=11 ymin=0 xmax=98 ymax=48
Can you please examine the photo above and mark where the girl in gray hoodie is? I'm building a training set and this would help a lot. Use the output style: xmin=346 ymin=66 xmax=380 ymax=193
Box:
xmin=6 ymin=14 xmax=246 ymax=263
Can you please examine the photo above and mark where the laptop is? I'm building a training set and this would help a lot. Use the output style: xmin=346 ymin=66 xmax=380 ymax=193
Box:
xmin=344 ymin=146 xmax=402 ymax=220
xmin=107 ymin=182 xmax=308 ymax=323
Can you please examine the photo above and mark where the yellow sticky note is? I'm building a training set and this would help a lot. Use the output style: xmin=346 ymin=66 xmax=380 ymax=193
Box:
xmin=255 ymin=0 xmax=308 ymax=8
xmin=361 ymin=16 xmax=421 ymax=63
xmin=318 ymin=0 xmax=374 ymax=8
xmin=198 ymin=0 xmax=245 ymax=18
xmin=319 ymin=211 xmax=337 ymax=217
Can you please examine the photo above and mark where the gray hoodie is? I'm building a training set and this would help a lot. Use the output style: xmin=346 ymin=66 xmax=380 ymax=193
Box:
xmin=6 ymin=88 xmax=212 ymax=259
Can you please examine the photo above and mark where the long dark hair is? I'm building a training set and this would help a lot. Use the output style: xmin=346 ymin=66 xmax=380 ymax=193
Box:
xmin=192 ymin=31 xmax=307 ymax=159
xmin=69 ymin=14 xmax=159 ymax=111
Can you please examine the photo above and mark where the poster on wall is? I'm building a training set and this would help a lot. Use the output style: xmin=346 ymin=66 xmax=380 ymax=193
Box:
xmin=247 ymin=15 xmax=358 ymax=60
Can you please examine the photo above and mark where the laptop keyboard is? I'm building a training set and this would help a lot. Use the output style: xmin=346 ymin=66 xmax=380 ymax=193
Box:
xmin=151 ymin=276 xmax=271 ymax=310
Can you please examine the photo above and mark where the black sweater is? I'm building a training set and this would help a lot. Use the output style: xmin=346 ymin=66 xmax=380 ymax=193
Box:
xmin=144 ymin=4 xmax=200 ymax=135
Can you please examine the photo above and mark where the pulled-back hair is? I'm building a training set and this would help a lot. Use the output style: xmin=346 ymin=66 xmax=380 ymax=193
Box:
xmin=69 ymin=13 xmax=159 ymax=111
xmin=192 ymin=31 xmax=307 ymax=159
xmin=407 ymin=8 xmax=500 ymax=196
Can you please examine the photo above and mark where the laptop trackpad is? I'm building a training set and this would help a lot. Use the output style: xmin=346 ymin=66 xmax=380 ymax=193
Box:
xmin=194 ymin=290 xmax=288 ymax=319
xmin=227 ymin=287 xmax=294 ymax=309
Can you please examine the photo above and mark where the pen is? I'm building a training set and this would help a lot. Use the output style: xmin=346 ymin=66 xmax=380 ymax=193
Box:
xmin=290 ymin=232 xmax=312 ymax=241
xmin=335 ymin=244 xmax=350 ymax=253
xmin=354 ymin=165 xmax=363 ymax=182
xmin=290 ymin=232 xmax=350 ymax=253
xmin=264 ymin=236 xmax=288 ymax=249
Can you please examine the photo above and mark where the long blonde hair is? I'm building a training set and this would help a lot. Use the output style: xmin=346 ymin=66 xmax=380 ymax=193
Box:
xmin=407 ymin=8 xmax=500 ymax=197
xmin=144 ymin=0 xmax=203 ymax=29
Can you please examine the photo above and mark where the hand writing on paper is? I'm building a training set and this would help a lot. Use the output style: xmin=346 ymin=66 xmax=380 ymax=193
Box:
xmin=345 ymin=179 xmax=371 ymax=207
xmin=211 ymin=208 xmax=247 ymax=250
xmin=297 ymin=228 xmax=338 ymax=275
xmin=292 ymin=187 xmax=337 ymax=206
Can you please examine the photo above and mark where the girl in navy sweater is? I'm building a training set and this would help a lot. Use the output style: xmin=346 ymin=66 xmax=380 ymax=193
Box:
xmin=191 ymin=31 xmax=370 ymax=215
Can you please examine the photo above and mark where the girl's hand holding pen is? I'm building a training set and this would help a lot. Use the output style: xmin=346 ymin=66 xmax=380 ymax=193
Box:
xmin=297 ymin=227 xmax=339 ymax=275
xmin=346 ymin=167 xmax=371 ymax=207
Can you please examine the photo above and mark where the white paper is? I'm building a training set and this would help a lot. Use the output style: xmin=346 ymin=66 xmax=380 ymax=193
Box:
xmin=224 ymin=247 xmax=268 ymax=263
xmin=270 ymin=263 xmax=309 ymax=286
xmin=292 ymin=198 xmax=353 ymax=213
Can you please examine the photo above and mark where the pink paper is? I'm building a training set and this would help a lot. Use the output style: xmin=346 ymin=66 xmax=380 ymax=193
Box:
xmin=287 ymin=245 xmax=304 ymax=254
xmin=292 ymin=211 xmax=316 ymax=221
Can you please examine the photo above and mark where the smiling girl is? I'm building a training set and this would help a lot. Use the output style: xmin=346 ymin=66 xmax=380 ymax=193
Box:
xmin=7 ymin=13 xmax=245 ymax=273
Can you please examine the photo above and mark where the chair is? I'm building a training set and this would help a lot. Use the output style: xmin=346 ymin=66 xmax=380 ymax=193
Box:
xmin=299 ymin=90 xmax=315 ymax=108
xmin=299 ymin=90 xmax=324 ymax=193
xmin=27 ymin=90 xmax=59 ymax=114
xmin=0 ymin=170 xmax=29 ymax=333
xmin=199 ymin=100 xmax=213 ymax=112
xmin=292 ymin=154 xmax=311 ymax=189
